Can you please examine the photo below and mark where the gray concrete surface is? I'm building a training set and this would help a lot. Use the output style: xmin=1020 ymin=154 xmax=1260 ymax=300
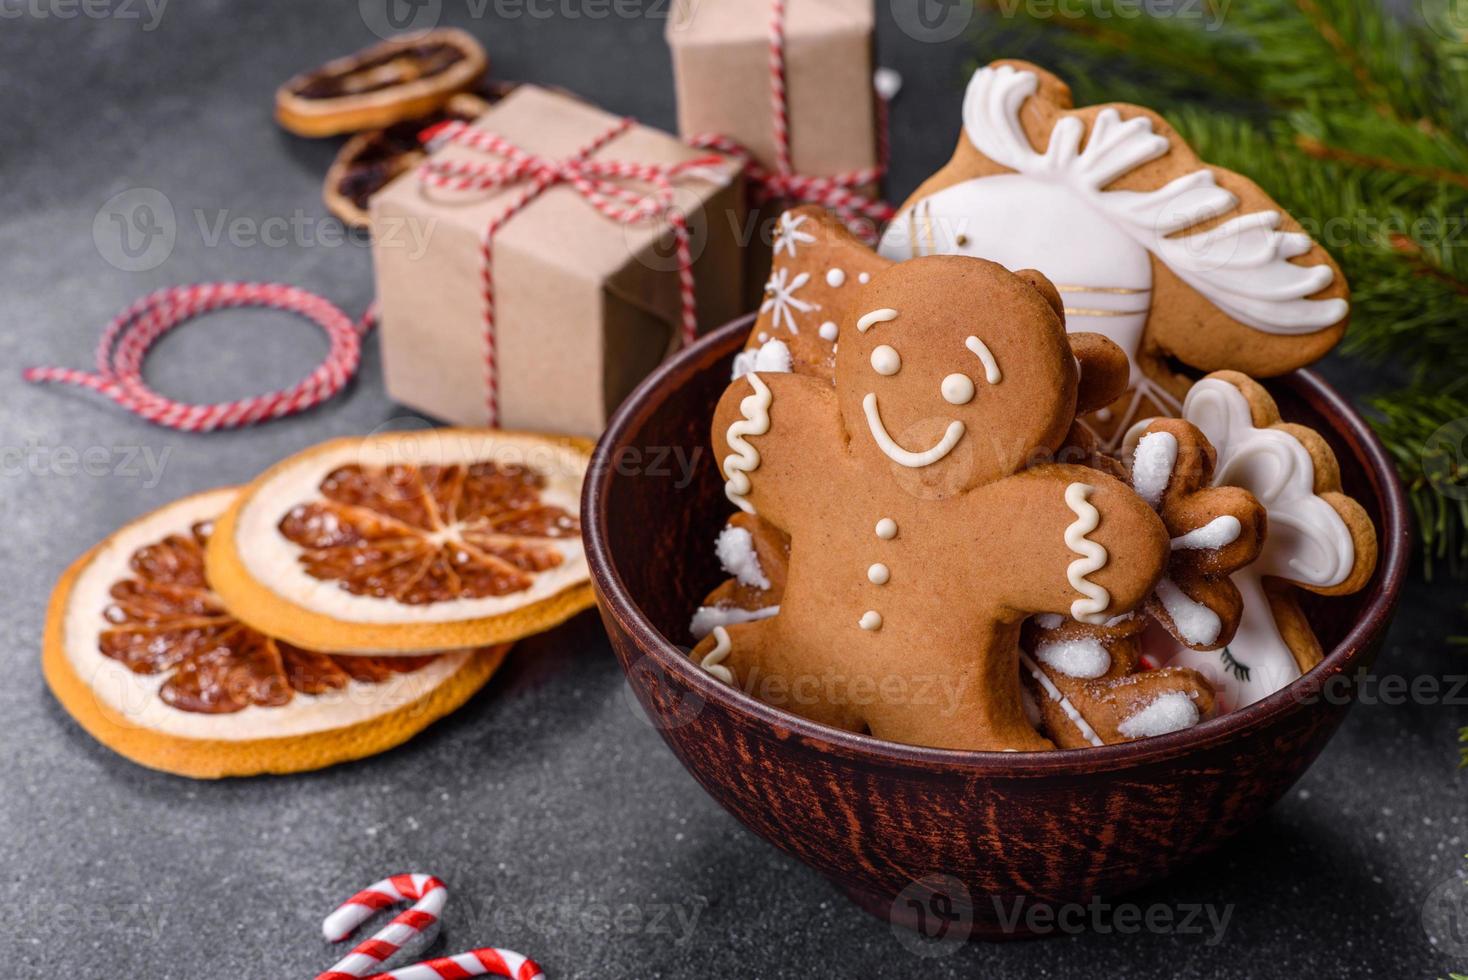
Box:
xmin=1 ymin=1 xmax=1463 ymax=976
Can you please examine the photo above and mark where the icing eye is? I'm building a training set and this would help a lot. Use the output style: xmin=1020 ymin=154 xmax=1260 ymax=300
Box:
xmin=870 ymin=345 xmax=901 ymax=376
xmin=941 ymin=373 xmax=975 ymax=405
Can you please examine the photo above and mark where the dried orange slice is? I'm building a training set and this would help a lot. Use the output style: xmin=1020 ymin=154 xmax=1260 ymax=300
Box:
xmin=42 ymin=488 xmax=507 ymax=779
xmin=207 ymin=430 xmax=594 ymax=654
xmin=276 ymin=29 xmax=489 ymax=138
xmin=324 ymin=89 xmax=502 ymax=230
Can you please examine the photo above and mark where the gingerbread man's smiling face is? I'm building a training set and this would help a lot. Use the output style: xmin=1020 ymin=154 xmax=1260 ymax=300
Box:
xmin=836 ymin=256 xmax=1078 ymax=496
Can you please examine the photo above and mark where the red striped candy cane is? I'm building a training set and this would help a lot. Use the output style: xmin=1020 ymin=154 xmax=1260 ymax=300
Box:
xmin=316 ymin=873 xmax=544 ymax=980
xmin=23 ymin=283 xmax=374 ymax=432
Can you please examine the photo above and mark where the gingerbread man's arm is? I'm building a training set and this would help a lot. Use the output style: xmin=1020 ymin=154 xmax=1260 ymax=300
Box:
xmin=711 ymin=371 xmax=844 ymax=533
xmin=971 ymin=464 xmax=1169 ymax=624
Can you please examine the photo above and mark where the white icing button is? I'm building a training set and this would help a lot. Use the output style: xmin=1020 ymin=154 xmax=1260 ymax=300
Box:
xmin=757 ymin=331 xmax=769 ymax=343
xmin=1096 ymin=407 xmax=1113 ymax=422
xmin=941 ymin=373 xmax=975 ymax=405
xmin=826 ymin=268 xmax=846 ymax=288
xmin=867 ymin=563 xmax=890 ymax=585
xmin=859 ymin=610 xmax=883 ymax=631
xmin=875 ymin=518 xmax=897 ymax=539
xmin=858 ymin=272 xmax=870 ymax=284
xmin=871 ymin=345 xmax=900 ymax=376
xmin=818 ymin=321 xmax=838 ymax=341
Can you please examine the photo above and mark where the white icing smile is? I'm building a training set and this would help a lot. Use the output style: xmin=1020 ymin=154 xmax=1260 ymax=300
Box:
xmin=861 ymin=392 xmax=965 ymax=468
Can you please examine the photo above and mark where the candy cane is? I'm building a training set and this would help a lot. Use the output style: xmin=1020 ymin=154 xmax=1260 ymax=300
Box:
xmin=316 ymin=873 xmax=544 ymax=980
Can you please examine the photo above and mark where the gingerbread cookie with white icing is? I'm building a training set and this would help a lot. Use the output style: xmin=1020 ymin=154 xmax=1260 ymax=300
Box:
xmin=736 ymin=206 xmax=894 ymax=382
xmin=689 ymin=512 xmax=788 ymax=640
xmin=1021 ymin=418 xmax=1264 ymax=746
xmin=691 ymin=255 xmax=1170 ymax=751
xmin=1021 ymin=613 xmax=1217 ymax=749
xmin=880 ymin=60 xmax=1350 ymax=450
xmin=1130 ymin=418 xmax=1268 ymax=651
xmin=1129 ymin=371 xmax=1377 ymax=710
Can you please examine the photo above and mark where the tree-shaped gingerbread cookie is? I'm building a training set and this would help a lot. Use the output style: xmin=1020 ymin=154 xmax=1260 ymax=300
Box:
xmin=690 ymin=255 xmax=1170 ymax=751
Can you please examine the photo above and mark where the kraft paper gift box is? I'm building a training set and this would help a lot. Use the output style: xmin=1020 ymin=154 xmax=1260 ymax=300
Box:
xmin=666 ymin=0 xmax=878 ymax=302
xmin=371 ymin=85 xmax=746 ymax=437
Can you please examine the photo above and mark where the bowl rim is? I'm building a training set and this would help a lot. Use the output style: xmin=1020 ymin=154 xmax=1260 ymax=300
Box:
xmin=584 ymin=315 xmax=1412 ymax=776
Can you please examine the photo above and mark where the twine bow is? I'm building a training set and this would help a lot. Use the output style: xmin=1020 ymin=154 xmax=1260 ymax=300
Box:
xmin=688 ymin=0 xmax=895 ymax=239
xmin=416 ymin=118 xmax=727 ymax=427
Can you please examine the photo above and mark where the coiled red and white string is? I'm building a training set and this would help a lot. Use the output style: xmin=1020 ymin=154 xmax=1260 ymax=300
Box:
xmin=316 ymin=873 xmax=544 ymax=980
xmin=688 ymin=0 xmax=896 ymax=236
xmin=22 ymin=283 xmax=374 ymax=433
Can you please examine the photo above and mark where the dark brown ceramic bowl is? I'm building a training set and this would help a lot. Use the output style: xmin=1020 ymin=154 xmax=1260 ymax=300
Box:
xmin=582 ymin=315 xmax=1410 ymax=939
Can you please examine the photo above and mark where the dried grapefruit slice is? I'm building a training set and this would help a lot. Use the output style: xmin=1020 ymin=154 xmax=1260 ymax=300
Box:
xmin=207 ymin=430 xmax=594 ymax=653
xmin=42 ymin=488 xmax=507 ymax=778
xmin=275 ymin=29 xmax=489 ymax=138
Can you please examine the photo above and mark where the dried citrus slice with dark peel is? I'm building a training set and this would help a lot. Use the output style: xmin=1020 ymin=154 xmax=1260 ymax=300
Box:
xmin=207 ymin=430 xmax=595 ymax=654
xmin=42 ymin=488 xmax=507 ymax=779
xmin=276 ymin=28 xmax=488 ymax=138
xmin=324 ymin=88 xmax=507 ymax=230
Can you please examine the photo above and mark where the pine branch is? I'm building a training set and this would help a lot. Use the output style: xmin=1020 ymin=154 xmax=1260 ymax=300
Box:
xmin=1366 ymin=385 xmax=1468 ymax=575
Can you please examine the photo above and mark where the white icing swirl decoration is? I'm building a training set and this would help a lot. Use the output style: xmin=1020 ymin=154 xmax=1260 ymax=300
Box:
xmin=723 ymin=373 xmax=773 ymax=514
xmin=700 ymin=626 xmax=734 ymax=684
xmin=1063 ymin=482 xmax=1111 ymax=624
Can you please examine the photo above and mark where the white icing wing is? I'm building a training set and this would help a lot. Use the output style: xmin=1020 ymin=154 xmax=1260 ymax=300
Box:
xmin=960 ymin=64 xmax=1346 ymax=335
xmin=1183 ymin=378 xmax=1355 ymax=589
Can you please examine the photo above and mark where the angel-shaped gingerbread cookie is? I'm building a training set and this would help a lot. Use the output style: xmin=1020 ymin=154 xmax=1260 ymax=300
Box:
xmin=1130 ymin=372 xmax=1377 ymax=709
xmin=879 ymin=61 xmax=1350 ymax=449
xmin=1022 ymin=418 xmax=1266 ymax=747
xmin=690 ymin=255 xmax=1170 ymax=752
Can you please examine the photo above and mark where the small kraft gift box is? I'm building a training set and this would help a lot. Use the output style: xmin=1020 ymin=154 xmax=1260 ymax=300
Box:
xmin=667 ymin=0 xmax=883 ymax=292
xmin=371 ymin=85 xmax=746 ymax=437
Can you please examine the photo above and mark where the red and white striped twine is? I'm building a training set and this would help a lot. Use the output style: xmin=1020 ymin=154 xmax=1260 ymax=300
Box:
xmin=417 ymin=117 xmax=721 ymax=427
xmin=22 ymin=283 xmax=374 ymax=433
xmin=316 ymin=873 xmax=544 ymax=980
xmin=688 ymin=0 xmax=896 ymax=239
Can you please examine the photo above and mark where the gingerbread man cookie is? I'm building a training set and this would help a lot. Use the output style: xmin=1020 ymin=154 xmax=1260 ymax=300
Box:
xmin=691 ymin=255 xmax=1170 ymax=751
xmin=735 ymin=206 xmax=895 ymax=382
xmin=1021 ymin=418 xmax=1265 ymax=746
xmin=1129 ymin=371 xmax=1378 ymax=709
xmin=880 ymin=61 xmax=1350 ymax=449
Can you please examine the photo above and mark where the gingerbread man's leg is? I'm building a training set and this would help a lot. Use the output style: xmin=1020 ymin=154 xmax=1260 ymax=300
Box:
xmin=861 ymin=623 xmax=1054 ymax=753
